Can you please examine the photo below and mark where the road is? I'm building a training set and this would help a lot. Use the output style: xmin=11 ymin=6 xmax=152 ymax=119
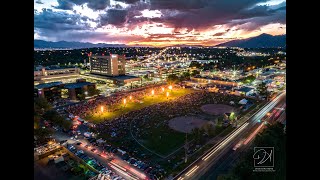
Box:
xmin=199 ymin=100 xmax=286 ymax=180
xmin=173 ymin=92 xmax=286 ymax=180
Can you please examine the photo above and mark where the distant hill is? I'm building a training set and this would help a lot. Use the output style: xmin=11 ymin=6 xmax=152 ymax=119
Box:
xmin=216 ymin=33 xmax=286 ymax=48
xmin=34 ymin=40 xmax=127 ymax=49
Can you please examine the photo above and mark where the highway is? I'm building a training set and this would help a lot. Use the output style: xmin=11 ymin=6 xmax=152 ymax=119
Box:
xmin=174 ymin=92 xmax=286 ymax=180
xmin=199 ymin=101 xmax=286 ymax=180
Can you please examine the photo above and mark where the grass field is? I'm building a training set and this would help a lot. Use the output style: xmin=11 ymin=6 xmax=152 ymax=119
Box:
xmin=85 ymin=88 xmax=193 ymax=123
xmin=140 ymin=124 xmax=189 ymax=156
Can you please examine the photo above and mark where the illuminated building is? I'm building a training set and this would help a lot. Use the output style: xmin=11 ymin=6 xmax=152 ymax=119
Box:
xmin=90 ymin=54 xmax=126 ymax=76
xmin=34 ymin=66 xmax=80 ymax=83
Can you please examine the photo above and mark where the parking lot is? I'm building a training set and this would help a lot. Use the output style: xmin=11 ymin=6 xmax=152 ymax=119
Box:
xmin=66 ymin=138 xmax=148 ymax=180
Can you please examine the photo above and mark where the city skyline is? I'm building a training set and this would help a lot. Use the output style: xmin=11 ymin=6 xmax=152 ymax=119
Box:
xmin=34 ymin=0 xmax=286 ymax=46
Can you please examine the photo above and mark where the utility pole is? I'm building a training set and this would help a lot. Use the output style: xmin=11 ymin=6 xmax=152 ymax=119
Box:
xmin=185 ymin=132 xmax=188 ymax=163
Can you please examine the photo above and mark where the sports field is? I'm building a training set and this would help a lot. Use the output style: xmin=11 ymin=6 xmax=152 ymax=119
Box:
xmin=85 ymin=88 xmax=193 ymax=123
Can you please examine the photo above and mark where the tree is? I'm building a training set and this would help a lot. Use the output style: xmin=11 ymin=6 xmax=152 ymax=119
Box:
xmin=87 ymin=86 xmax=100 ymax=96
xmin=204 ymin=123 xmax=215 ymax=137
xmin=34 ymin=128 xmax=53 ymax=142
xmin=180 ymin=71 xmax=191 ymax=81
xmin=167 ymin=74 xmax=180 ymax=84
xmin=192 ymin=127 xmax=205 ymax=144
xmin=191 ymin=70 xmax=200 ymax=76
xmin=77 ymin=92 xmax=86 ymax=101
xmin=34 ymin=115 xmax=41 ymax=129
xmin=34 ymin=97 xmax=52 ymax=114
xmin=61 ymin=119 xmax=72 ymax=131
xmin=257 ymin=82 xmax=268 ymax=99
xmin=43 ymin=110 xmax=64 ymax=125
xmin=240 ymin=75 xmax=256 ymax=84
xmin=189 ymin=61 xmax=201 ymax=68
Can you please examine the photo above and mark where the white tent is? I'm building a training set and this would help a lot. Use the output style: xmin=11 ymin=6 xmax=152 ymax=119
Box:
xmin=239 ymin=98 xmax=248 ymax=105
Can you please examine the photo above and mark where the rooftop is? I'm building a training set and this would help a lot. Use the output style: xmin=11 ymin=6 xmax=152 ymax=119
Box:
xmin=64 ymin=82 xmax=94 ymax=89
xmin=35 ymin=81 xmax=63 ymax=89
xmin=112 ymin=75 xmax=141 ymax=81
xmin=237 ymin=86 xmax=254 ymax=92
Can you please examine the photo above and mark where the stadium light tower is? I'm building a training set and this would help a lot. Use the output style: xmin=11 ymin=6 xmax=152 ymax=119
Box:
xmin=123 ymin=98 xmax=127 ymax=107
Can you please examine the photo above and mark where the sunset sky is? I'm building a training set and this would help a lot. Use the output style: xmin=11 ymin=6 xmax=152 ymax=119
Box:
xmin=34 ymin=0 xmax=286 ymax=46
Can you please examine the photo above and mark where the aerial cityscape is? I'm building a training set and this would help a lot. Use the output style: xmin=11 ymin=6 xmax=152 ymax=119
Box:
xmin=34 ymin=0 xmax=286 ymax=180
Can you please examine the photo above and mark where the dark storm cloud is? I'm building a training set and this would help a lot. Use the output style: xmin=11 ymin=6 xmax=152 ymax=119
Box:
xmin=55 ymin=0 xmax=111 ymax=11
xmin=34 ymin=9 xmax=91 ymax=31
xmin=118 ymin=0 xmax=285 ymax=32
xmin=227 ymin=3 xmax=286 ymax=31
xmin=99 ymin=9 xmax=128 ymax=26
xmin=146 ymin=0 xmax=278 ymax=30
xmin=150 ymin=0 xmax=208 ymax=10
xmin=36 ymin=0 xmax=43 ymax=4
xmin=54 ymin=0 xmax=74 ymax=10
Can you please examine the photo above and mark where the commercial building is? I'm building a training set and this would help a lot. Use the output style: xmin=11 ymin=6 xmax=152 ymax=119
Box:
xmin=87 ymin=54 xmax=141 ymax=85
xmin=34 ymin=79 xmax=96 ymax=101
xmin=34 ymin=81 xmax=63 ymax=101
xmin=64 ymin=81 xmax=96 ymax=100
xmin=34 ymin=66 xmax=80 ymax=83
xmin=90 ymin=54 xmax=126 ymax=76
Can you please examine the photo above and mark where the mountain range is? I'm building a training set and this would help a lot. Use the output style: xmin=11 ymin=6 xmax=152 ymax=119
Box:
xmin=216 ymin=33 xmax=286 ymax=48
xmin=34 ymin=33 xmax=286 ymax=49
xmin=34 ymin=40 xmax=127 ymax=49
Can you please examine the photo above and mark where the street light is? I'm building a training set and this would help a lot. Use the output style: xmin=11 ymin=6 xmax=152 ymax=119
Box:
xmin=101 ymin=106 xmax=104 ymax=113
xmin=162 ymin=87 xmax=165 ymax=92
xmin=123 ymin=98 xmax=126 ymax=107
xmin=151 ymin=89 xmax=155 ymax=96
xmin=169 ymin=85 xmax=173 ymax=92
xmin=166 ymin=91 xmax=169 ymax=99
xmin=129 ymin=95 xmax=132 ymax=100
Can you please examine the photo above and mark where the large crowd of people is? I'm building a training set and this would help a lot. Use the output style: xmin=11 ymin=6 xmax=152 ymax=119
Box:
xmin=64 ymin=84 xmax=166 ymax=118
xmin=91 ymin=89 xmax=245 ymax=175
xmin=62 ymin=84 xmax=254 ymax=177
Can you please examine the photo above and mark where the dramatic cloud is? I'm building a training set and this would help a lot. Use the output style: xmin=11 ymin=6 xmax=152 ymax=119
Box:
xmin=99 ymin=9 xmax=128 ymax=27
xmin=146 ymin=0 xmax=281 ymax=30
xmin=34 ymin=9 xmax=92 ymax=31
xmin=34 ymin=0 xmax=286 ymax=46
xmin=55 ymin=0 xmax=111 ymax=11
xmin=54 ymin=0 xmax=74 ymax=10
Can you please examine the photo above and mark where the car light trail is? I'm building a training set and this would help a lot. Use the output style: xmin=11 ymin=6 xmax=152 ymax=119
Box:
xmin=202 ymin=122 xmax=249 ymax=161
xmin=110 ymin=159 xmax=147 ymax=180
xmin=185 ymin=165 xmax=199 ymax=176
xmin=243 ymin=123 xmax=265 ymax=145
xmin=109 ymin=161 xmax=127 ymax=172
xmin=110 ymin=164 xmax=139 ymax=180
xmin=129 ymin=167 xmax=147 ymax=179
